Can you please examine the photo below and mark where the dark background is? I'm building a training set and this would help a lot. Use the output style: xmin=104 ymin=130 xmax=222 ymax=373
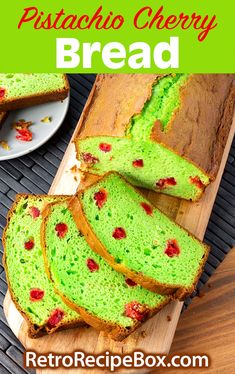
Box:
xmin=0 ymin=74 xmax=234 ymax=373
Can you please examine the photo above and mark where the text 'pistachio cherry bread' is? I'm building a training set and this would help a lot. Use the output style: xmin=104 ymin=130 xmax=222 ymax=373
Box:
xmin=76 ymin=74 xmax=235 ymax=200
xmin=71 ymin=173 xmax=209 ymax=298
xmin=3 ymin=195 xmax=84 ymax=338
xmin=42 ymin=201 xmax=170 ymax=341
xmin=0 ymin=74 xmax=69 ymax=111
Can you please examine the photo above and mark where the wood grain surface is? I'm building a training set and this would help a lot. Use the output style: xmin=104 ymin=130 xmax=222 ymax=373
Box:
xmin=155 ymin=247 xmax=235 ymax=374
xmin=3 ymin=97 xmax=235 ymax=374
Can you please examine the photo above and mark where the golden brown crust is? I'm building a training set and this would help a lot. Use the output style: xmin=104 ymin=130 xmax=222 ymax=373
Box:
xmin=75 ymin=74 xmax=234 ymax=180
xmin=72 ymin=171 xmax=210 ymax=299
xmin=151 ymin=74 xmax=235 ymax=178
xmin=0 ymin=74 xmax=69 ymax=111
xmin=49 ymin=283 xmax=171 ymax=341
xmin=75 ymin=297 xmax=171 ymax=341
xmin=41 ymin=199 xmax=171 ymax=341
xmin=2 ymin=193 xmax=85 ymax=339
xmin=76 ymin=74 xmax=164 ymax=138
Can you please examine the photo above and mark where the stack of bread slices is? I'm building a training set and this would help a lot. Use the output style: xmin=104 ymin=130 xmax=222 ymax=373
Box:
xmin=3 ymin=172 xmax=209 ymax=341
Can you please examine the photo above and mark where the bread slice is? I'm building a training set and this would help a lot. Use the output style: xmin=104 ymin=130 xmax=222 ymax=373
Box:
xmin=41 ymin=200 xmax=171 ymax=341
xmin=75 ymin=74 xmax=235 ymax=201
xmin=71 ymin=172 xmax=209 ymax=298
xmin=78 ymin=136 xmax=209 ymax=201
xmin=0 ymin=74 xmax=69 ymax=111
xmin=0 ymin=111 xmax=7 ymax=127
xmin=3 ymin=195 xmax=84 ymax=338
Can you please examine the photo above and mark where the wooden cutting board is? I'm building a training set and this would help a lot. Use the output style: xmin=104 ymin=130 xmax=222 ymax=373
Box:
xmin=3 ymin=94 xmax=235 ymax=374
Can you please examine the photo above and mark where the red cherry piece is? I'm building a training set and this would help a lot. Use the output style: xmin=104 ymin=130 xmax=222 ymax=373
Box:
xmin=81 ymin=152 xmax=99 ymax=165
xmin=55 ymin=223 xmax=68 ymax=239
xmin=94 ymin=189 xmax=107 ymax=209
xmin=16 ymin=128 xmax=32 ymax=142
xmin=29 ymin=206 xmax=40 ymax=219
xmin=132 ymin=159 xmax=144 ymax=168
xmin=0 ymin=87 xmax=6 ymax=99
xmin=165 ymin=239 xmax=180 ymax=257
xmin=99 ymin=143 xmax=112 ymax=152
xmin=30 ymin=288 xmax=45 ymax=302
xmin=140 ymin=202 xmax=153 ymax=216
xmin=189 ymin=176 xmax=204 ymax=189
xmin=24 ymin=239 xmax=34 ymax=250
xmin=112 ymin=227 xmax=126 ymax=240
xmin=86 ymin=258 xmax=99 ymax=272
xmin=124 ymin=301 xmax=147 ymax=321
xmin=156 ymin=177 xmax=176 ymax=189
xmin=125 ymin=278 xmax=137 ymax=287
xmin=47 ymin=309 xmax=64 ymax=328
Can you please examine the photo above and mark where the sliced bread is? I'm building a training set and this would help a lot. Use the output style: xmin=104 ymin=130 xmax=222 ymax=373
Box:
xmin=41 ymin=200 xmax=170 ymax=341
xmin=76 ymin=74 xmax=235 ymax=201
xmin=0 ymin=74 xmax=69 ymax=111
xmin=78 ymin=136 xmax=209 ymax=201
xmin=3 ymin=195 xmax=84 ymax=338
xmin=71 ymin=172 xmax=209 ymax=298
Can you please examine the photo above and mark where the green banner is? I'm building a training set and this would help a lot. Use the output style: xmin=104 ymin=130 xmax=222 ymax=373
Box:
xmin=0 ymin=0 xmax=234 ymax=72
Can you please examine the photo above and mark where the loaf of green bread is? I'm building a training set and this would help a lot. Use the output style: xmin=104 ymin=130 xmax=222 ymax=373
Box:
xmin=76 ymin=74 xmax=235 ymax=200
xmin=0 ymin=74 xmax=69 ymax=111
xmin=41 ymin=200 xmax=170 ymax=341
xmin=3 ymin=195 xmax=84 ymax=338
xmin=71 ymin=172 xmax=209 ymax=298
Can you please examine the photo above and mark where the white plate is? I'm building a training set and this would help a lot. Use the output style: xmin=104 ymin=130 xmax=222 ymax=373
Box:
xmin=0 ymin=96 xmax=69 ymax=161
